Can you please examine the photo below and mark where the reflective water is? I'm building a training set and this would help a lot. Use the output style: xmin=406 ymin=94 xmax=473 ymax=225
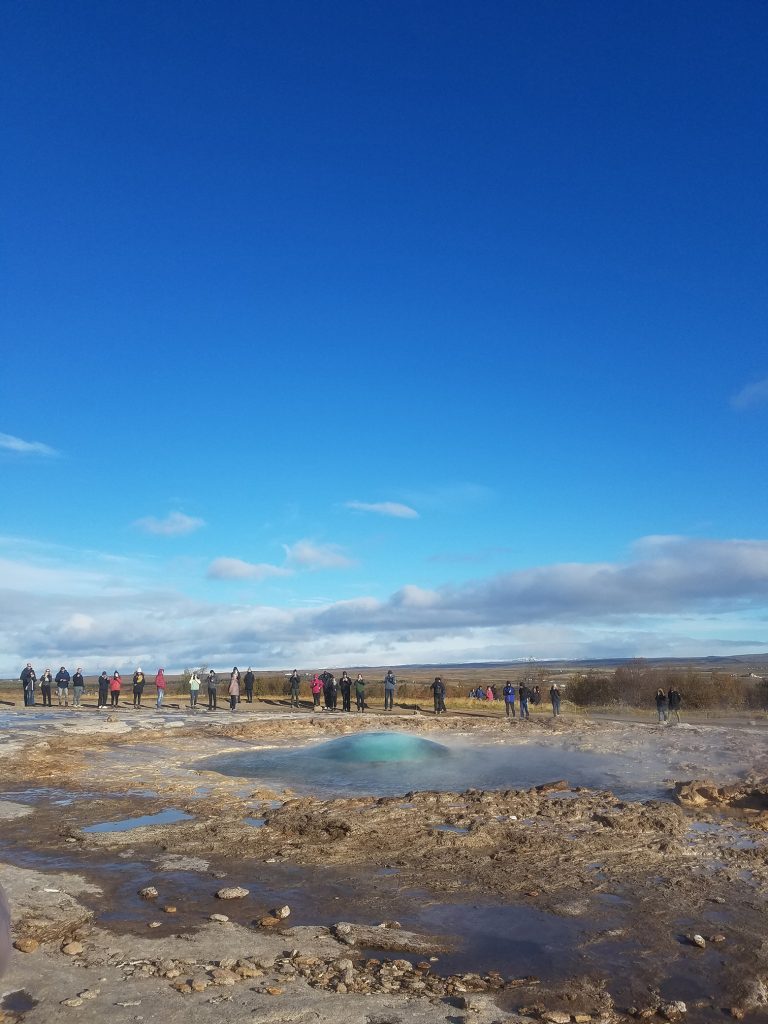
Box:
xmin=82 ymin=808 xmax=193 ymax=832
xmin=200 ymin=731 xmax=667 ymax=800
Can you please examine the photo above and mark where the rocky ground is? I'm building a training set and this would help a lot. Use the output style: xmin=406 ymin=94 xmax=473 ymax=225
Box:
xmin=0 ymin=705 xmax=766 ymax=1023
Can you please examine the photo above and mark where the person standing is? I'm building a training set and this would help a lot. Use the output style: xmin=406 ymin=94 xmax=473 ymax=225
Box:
xmin=155 ymin=668 xmax=166 ymax=709
xmin=485 ymin=685 xmax=494 ymax=701
xmin=230 ymin=667 xmax=241 ymax=704
xmin=311 ymin=673 xmax=323 ymax=709
xmin=132 ymin=668 xmax=145 ymax=708
xmin=207 ymin=669 xmax=218 ymax=710
xmin=40 ymin=668 xmax=53 ymax=707
xmin=244 ymin=667 xmax=255 ymax=703
xmin=430 ymin=676 xmax=446 ymax=714
xmin=97 ymin=671 xmax=109 ymax=708
xmin=549 ymin=684 xmax=562 ymax=717
xmin=109 ymin=671 xmax=122 ymax=707
xmin=383 ymin=670 xmax=396 ymax=711
xmin=228 ymin=672 xmax=239 ymax=711
xmin=503 ymin=681 xmax=516 ymax=718
xmin=668 ymin=687 xmax=682 ymax=724
xmin=188 ymin=670 xmax=200 ymax=709
xmin=72 ymin=667 xmax=85 ymax=707
xmin=355 ymin=673 xmax=366 ymax=712
xmin=20 ymin=663 xmax=36 ymax=707
xmin=519 ymin=682 xmax=530 ymax=720
xmin=55 ymin=666 xmax=70 ymax=707
xmin=339 ymin=671 xmax=352 ymax=712
xmin=655 ymin=688 xmax=668 ymax=723
xmin=289 ymin=670 xmax=300 ymax=707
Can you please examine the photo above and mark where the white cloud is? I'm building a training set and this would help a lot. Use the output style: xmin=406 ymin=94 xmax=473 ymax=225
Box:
xmin=283 ymin=539 xmax=356 ymax=570
xmin=3 ymin=535 xmax=768 ymax=674
xmin=207 ymin=558 xmax=293 ymax=581
xmin=731 ymin=377 xmax=768 ymax=410
xmin=345 ymin=500 xmax=419 ymax=519
xmin=134 ymin=511 xmax=206 ymax=536
xmin=0 ymin=432 xmax=58 ymax=456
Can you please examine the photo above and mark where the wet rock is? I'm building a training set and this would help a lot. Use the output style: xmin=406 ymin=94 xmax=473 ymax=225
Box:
xmin=13 ymin=938 xmax=39 ymax=953
xmin=332 ymin=922 xmax=453 ymax=953
xmin=138 ymin=886 xmax=159 ymax=899
xmin=660 ymin=1001 xmax=687 ymax=1019
xmin=689 ymin=934 xmax=706 ymax=948
xmin=536 ymin=780 xmax=570 ymax=793
xmin=215 ymin=886 xmax=249 ymax=899
xmin=208 ymin=913 xmax=229 ymax=923
xmin=271 ymin=904 xmax=291 ymax=919
xmin=258 ymin=915 xmax=282 ymax=928
xmin=162 ymin=905 xmax=177 ymax=914
xmin=62 ymin=941 xmax=84 ymax=956
xmin=148 ymin=921 xmax=162 ymax=928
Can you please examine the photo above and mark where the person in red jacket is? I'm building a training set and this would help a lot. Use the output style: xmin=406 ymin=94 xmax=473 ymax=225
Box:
xmin=109 ymin=671 xmax=121 ymax=708
xmin=155 ymin=668 xmax=166 ymax=710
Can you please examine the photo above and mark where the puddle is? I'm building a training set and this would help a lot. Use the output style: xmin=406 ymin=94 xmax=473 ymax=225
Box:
xmin=433 ymin=824 xmax=469 ymax=834
xmin=1 ymin=990 xmax=38 ymax=1013
xmin=83 ymin=808 xmax=193 ymax=833
xmin=244 ymin=817 xmax=266 ymax=828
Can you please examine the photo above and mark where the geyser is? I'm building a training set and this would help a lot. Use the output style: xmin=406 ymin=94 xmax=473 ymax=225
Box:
xmin=308 ymin=731 xmax=449 ymax=764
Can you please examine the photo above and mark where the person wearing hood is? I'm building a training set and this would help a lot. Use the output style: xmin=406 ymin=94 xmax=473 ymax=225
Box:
xmin=503 ymin=681 xmax=516 ymax=718
xmin=244 ymin=667 xmax=255 ymax=703
xmin=155 ymin=668 xmax=166 ymax=709
xmin=430 ymin=676 xmax=446 ymax=715
xmin=72 ymin=667 xmax=85 ymax=707
xmin=109 ymin=671 xmax=122 ymax=707
xmin=549 ymin=684 xmax=562 ymax=717
xmin=97 ymin=671 xmax=110 ymax=708
xmin=310 ymin=673 xmax=323 ymax=709
xmin=132 ymin=668 xmax=145 ymax=708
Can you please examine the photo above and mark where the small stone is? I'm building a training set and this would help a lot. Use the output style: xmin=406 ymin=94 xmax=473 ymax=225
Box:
xmin=335 ymin=982 xmax=347 ymax=993
xmin=190 ymin=979 xmax=208 ymax=992
xmin=690 ymin=934 xmax=706 ymax=948
xmin=266 ymin=987 xmax=285 ymax=996
xmin=210 ymin=968 xmax=237 ymax=985
xmin=78 ymin=989 xmax=100 ymax=999
xmin=661 ymin=1002 xmax=687 ymax=1020
xmin=148 ymin=921 xmax=162 ymax=929
xmin=710 ymin=934 xmax=726 ymax=943
xmin=209 ymin=913 xmax=229 ymax=923
xmin=259 ymin=915 xmax=282 ymax=928
xmin=139 ymin=886 xmax=159 ymax=900
xmin=542 ymin=1013 xmax=571 ymax=1024
xmin=164 ymin=969 xmax=181 ymax=978
xmin=62 ymin=941 xmax=84 ymax=956
xmin=574 ymin=1017 xmax=592 ymax=1023
xmin=271 ymin=905 xmax=291 ymax=919
xmin=61 ymin=998 xmax=84 ymax=1007
xmin=13 ymin=938 xmax=40 ymax=953
xmin=215 ymin=886 xmax=249 ymax=900
xmin=162 ymin=905 xmax=177 ymax=914
xmin=172 ymin=981 xmax=192 ymax=994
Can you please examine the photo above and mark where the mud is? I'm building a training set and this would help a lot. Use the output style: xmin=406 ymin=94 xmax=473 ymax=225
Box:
xmin=0 ymin=707 xmax=767 ymax=1022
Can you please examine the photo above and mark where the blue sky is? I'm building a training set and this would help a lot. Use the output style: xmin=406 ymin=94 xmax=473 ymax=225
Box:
xmin=1 ymin=1 xmax=767 ymax=673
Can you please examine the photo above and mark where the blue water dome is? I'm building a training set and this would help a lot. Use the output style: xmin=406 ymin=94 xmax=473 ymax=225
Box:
xmin=308 ymin=731 xmax=449 ymax=763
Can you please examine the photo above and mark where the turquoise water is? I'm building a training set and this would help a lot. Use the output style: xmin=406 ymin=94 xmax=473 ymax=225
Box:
xmin=200 ymin=730 xmax=661 ymax=800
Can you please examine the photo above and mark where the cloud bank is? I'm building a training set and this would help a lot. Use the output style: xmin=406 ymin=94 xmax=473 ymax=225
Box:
xmin=207 ymin=558 xmax=293 ymax=581
xmin=1 ymin=535 xmax=768 ymax=674
xmin=283 ymin=540 xmax=356 ymax=570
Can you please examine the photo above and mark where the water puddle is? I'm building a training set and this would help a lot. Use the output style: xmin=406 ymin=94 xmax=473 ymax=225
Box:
xmin=244 ymin=817 xmax=266 ymax=828
xmin=433 ymin=824 xmax=469 ymax=834
xmin=1 ymin=990 xmax=38 ymax=1013
xmin=83 ymin=808 xmax=193 ymax=833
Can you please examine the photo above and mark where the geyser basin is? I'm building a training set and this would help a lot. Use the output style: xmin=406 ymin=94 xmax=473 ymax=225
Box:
xmin=311 ymin=732 xmax=449 ymax=763
xmin=199 ymin=729 xmax=664 ymax=799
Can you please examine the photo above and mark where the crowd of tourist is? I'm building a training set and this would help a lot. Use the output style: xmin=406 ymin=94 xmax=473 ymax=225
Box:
xmin=16 ymin=662 xmax=683 ymax=721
